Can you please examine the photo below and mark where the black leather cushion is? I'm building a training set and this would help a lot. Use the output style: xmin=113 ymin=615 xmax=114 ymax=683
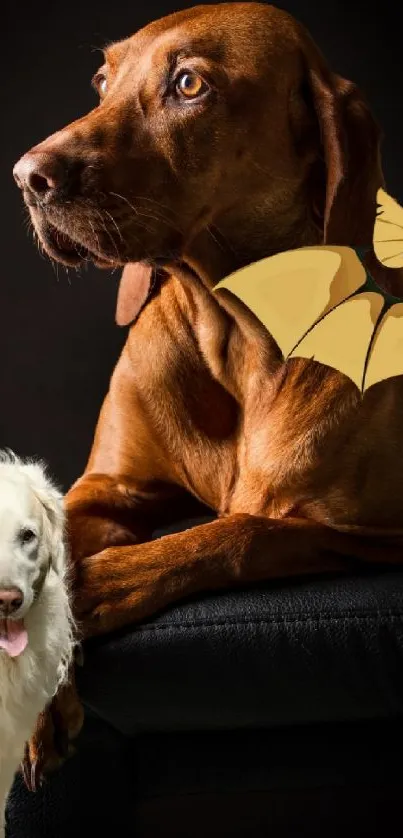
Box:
xmin=78 ymin=557 xmax=403 ymax=735
xmin=7 ymin=516 xmax=403 ymax=837
xmin=8 ymin=717 xmax=403 ymax=837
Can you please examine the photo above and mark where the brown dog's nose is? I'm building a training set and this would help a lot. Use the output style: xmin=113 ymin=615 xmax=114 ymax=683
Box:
xmin=13 ymin=151 xmax=67 ymax=199
xmin=0 ymin=588 xmax=24 ymax=616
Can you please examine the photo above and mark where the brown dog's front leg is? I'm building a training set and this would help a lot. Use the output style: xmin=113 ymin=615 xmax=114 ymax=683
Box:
xmin=75 ymin=513 xmax=396 ymax=638
xmin=21 ymin=670 xmax=84 ymax=791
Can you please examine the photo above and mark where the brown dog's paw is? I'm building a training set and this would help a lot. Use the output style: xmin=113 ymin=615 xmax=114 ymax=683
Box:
xmin=21 ymin=682 xmax=84 ymax=791
xmin=21 ymin=711 xmax=59 ymax=792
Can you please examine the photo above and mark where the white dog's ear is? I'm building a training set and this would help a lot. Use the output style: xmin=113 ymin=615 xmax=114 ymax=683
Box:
xmin=20 ymin=461 xmax=66 ymax=577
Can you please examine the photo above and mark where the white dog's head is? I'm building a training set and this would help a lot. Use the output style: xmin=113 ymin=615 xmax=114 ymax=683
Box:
xmin=0 ymin=450 xmax=66 ymax=658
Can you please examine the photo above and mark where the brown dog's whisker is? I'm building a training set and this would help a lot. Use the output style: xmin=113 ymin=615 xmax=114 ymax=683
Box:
xmin=102 ymin=208 xmax=125 ymax=244
xmin=207 ymin=225 xmax=239 ymax=258
xmin=93 ymin=209 xmax=123 ymax=262
xmin=131 ymin=195 xmax=182 ymax=220
xmin=250 ymin=159 xmax=301 ymax=184
xmin=109 ymin=191 xmax=184 ymax=237
xmin=86 ymin=216 xmax=103 ymax=256
xmin=83 ymin=205 xmax=109 ymax=256
xmin=79 ymin=200 xmax=123 ymax=262
xmin=109 ymin=191 xmax=140 ymax=218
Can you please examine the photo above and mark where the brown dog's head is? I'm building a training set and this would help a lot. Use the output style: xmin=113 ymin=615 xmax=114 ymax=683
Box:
xmin=13 ymin=2 xmax=384 ymax=313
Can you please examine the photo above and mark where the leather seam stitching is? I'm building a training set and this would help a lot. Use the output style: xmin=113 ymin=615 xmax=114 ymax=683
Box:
xmin=131 ymin=613 xmax=403 ymax=633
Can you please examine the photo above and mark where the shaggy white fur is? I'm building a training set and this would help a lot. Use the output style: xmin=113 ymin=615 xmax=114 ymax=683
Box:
xmin=0 ymin=451 xmax=74 ymax=835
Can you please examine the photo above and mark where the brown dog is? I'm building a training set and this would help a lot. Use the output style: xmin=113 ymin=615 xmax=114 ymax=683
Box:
xmin=13 ymin=2 xmax=403 ymax=786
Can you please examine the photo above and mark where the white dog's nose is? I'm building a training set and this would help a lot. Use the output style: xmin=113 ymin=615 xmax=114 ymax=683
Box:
xmin=0 ymin=588 xmax=24 ymax=616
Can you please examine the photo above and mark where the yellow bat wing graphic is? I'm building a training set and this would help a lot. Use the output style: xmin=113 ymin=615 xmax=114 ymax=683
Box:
xmin=364 ymin=302 xmax=403 ymax=391
xmin=374 ymin=188 xmax=403 ymax=268
xmin=287 ymin=291 xmax=385 ymax=391
xmin=215 ymin=246 xmax=366 ymax=357
xmin=214 ymin=244 xmax=403 ymax=393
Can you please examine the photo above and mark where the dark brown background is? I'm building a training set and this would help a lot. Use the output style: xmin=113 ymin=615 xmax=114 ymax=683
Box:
xmin=2 ymin=0 xmax=403 ymax=489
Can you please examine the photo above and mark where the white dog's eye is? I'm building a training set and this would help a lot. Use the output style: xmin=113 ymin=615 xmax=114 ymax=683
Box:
xmin=19 ymin=527 xmax=37 ymax=546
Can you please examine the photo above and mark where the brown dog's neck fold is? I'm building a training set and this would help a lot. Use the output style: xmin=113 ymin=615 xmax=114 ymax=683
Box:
xmin=178 ymin=194 xmax=323 ymax=290
xmin=174 ymin=199 xmax=403 ymax=302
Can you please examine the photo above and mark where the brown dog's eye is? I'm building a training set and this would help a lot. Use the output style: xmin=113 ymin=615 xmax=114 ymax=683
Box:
xmin=175 ymin=71 xmax=208 ymax=100
xmin=92 ymin=73 xmax=108 ymax=97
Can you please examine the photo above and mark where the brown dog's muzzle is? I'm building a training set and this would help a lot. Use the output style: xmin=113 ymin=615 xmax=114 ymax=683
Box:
xmin=13 ymin=151 xmax=71 ymax=203
xmin=13 ymin=147 xmax=98 ymax=265
xmin=13 ymin=118 xmax=183 ymax=270
xmin=12 ymin=141 xmax=115 ymax=267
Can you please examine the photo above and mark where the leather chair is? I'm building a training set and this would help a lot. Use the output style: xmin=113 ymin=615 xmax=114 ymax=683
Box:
xmin=6 ymin=518 xmax=403 ymax=837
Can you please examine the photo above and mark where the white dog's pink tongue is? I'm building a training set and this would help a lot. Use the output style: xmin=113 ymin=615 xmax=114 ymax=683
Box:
xmin=0 ymin=619 xmax=28 ymax=657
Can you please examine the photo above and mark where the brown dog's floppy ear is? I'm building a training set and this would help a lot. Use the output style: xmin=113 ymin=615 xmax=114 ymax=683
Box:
xmin=302 ymin=37 xmax=384 ymax=247
xmin=115 ymin=263 xmax=155 ymax=326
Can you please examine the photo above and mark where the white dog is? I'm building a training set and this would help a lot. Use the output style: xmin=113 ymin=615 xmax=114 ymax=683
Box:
xmin=0 ymin=451 xmax=74 ymax=835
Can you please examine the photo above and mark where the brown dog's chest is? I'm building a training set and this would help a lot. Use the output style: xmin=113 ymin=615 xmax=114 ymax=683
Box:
xmin=181 ymin=382 xmax=403 ymax=529
xmin=231 ymin=371 xmax=403 ymax=528
xmin=97 ymin=280 xmax=403 ymax=533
